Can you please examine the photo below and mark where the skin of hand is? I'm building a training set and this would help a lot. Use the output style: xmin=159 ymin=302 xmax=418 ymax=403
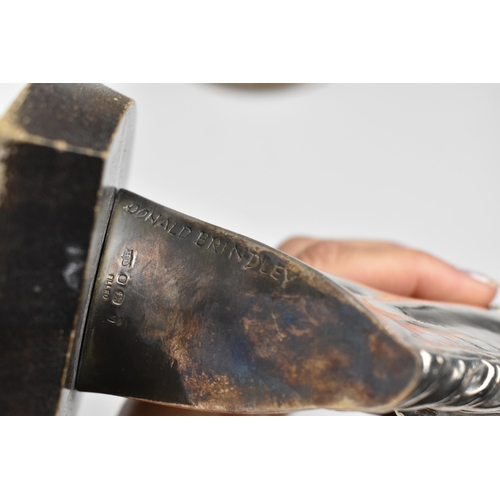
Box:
xmin=279 ymin=238 xmax=497 ymax=307
xmin=120 ymin=238 xmax=498 ymax=416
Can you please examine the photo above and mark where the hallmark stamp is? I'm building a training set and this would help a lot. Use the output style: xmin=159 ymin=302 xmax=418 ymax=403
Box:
xmin=112 ymin=290 xmax=124 ymax=305
xmin=121 ymin=248 xmax=133 ymax=267
xmin=103 ymin=274 xmax=114 ymax=299
xmin=117 ymin=273 xmax=128 ymax=285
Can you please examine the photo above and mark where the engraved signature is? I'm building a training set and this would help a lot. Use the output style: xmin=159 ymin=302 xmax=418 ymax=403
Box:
xmin=122 ymin=202 xmax=293 ymax=286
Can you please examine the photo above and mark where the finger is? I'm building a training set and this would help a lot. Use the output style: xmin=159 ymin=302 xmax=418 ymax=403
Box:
xmin=278 ymin=237 xmax=404 ymax=256
xmin=290 ymin=240 xmax=497 ymax=307
xmin=278 ymin=237 xmax=318 ymax=257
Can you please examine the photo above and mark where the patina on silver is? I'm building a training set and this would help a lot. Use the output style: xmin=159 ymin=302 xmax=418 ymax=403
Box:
xmin=77 ymin=189 xmax=500 ymax=415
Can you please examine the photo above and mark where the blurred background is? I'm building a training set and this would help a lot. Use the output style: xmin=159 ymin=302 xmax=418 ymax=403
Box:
xmin=1 ymin=83 xmax=499 ymax=415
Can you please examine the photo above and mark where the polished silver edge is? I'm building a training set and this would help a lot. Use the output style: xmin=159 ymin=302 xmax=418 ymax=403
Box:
xmin=396 ymin=349 xmax=500 ymax=413
xmin=56 ymin=187 xmax=117 ymax=415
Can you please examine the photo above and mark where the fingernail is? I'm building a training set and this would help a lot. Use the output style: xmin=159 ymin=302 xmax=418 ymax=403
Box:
xmin=462 ymin=270 xmax=498 ymax=287
xmin=489 ymin=288 xmax=500 ymax=309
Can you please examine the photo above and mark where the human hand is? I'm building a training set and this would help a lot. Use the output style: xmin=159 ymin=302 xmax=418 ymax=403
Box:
xmin=279 ymin=238 xmax=497 ymax=308
xmin=120 ymin=238 xmax=497 ymax=415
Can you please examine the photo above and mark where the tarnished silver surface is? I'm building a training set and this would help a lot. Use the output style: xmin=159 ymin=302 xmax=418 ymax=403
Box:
xmin=77 ymin=190 xmax=418 ymax=414
xmin=76 ymin=189 xmax=500 ymax=414
xmin=332 ymin=278 xmax=500 ymax=414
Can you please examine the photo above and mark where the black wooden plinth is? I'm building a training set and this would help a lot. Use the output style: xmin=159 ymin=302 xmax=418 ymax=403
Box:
xmin=0 ymin=84 xmax=135 ymax=415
